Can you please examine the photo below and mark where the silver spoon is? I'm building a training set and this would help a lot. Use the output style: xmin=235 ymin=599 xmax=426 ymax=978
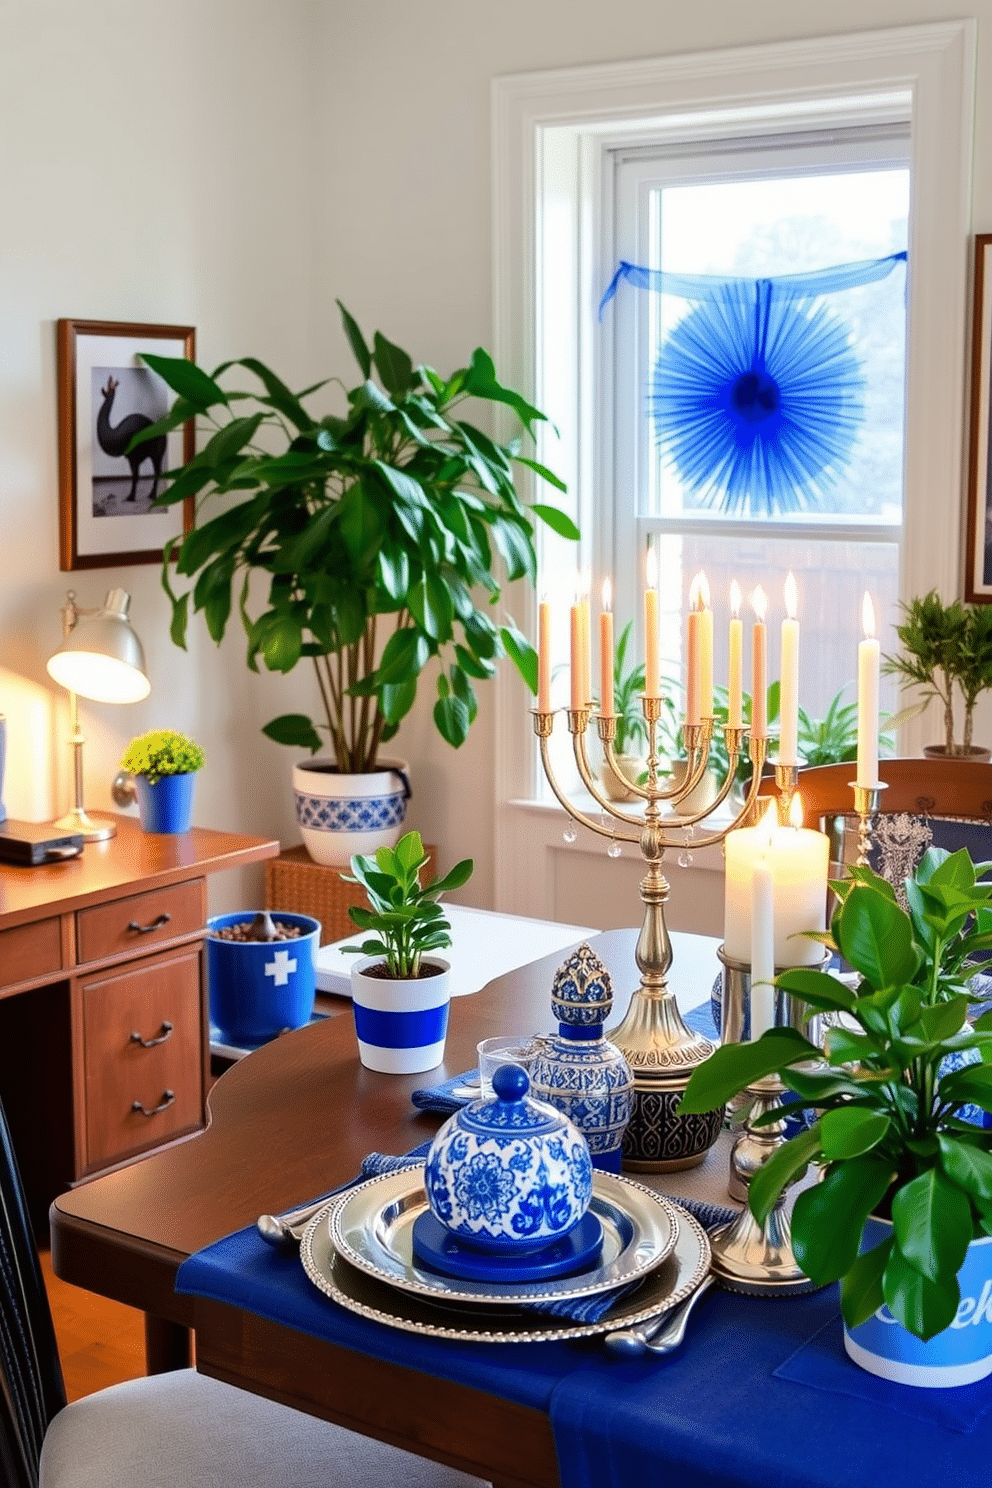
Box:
xmin=256 ymin=1196 xmax=332 ymax=1249
xmin=604 ymin=1274 xmax=714 ymax=1356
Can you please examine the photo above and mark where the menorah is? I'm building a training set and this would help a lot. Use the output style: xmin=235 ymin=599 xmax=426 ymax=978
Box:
xmin=533 ymin=697 xmax=784 ymax=1170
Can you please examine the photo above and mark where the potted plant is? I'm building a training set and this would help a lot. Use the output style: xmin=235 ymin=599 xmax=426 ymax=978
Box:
xmin=118 ymin=728 xmax=205 ymax=833
xmin=884 ymin=590 xmax=992 ymax=758
xmin=681 ymin=847 xmax=992 ymax=1386
xmin=341 ymin=830 xmax=473 ymax=1073
xmin=599 ymin=622 xmax=648 ymax=801
xmin=135 ymin=304 xmax=576 ymax=866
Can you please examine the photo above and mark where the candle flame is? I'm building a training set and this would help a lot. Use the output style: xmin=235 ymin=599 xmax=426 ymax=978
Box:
xmin=784 ymin=571 xmax=798 ymax=620
xmin=688 ymin=572 xmax=701 ymax=609
xmin=789 ymin=793 xmax=805 ymax=828
xmin=602 ymin=576 xmax=612 ymax=612
xmin=697 ymin=571 xmax=711 ymax=610
xmin=862 ymin=592 xmax=875 ymax=639
xmin=751 ymin=586 xmax=767 ymax=622
xmin=730 ymin=579 xmax=741 ymax=617
xmin=645 ymin=546 xmax=657 ymax=590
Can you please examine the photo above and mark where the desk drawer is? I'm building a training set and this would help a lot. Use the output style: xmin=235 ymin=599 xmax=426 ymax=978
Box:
xmin=77 ymin=880 xmax=204 ymax=965
xmin=80 ymin=945 xmax=204 ymax=1170
xmin=0 ymin=918 xmax=62 ymax=989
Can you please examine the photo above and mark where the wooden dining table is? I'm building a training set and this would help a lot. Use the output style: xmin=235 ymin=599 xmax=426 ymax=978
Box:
xmin=50 ymin=927 xmax=722 ymax=1488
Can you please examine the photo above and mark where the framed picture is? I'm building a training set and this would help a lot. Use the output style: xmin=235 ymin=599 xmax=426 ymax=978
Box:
xmin=965 ymin=237 xmax=992 ymax=601
xmin=56 ymin=318 xmax=196 ymax=571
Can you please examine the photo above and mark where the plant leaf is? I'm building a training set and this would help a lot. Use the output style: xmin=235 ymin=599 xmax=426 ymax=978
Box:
xmin=819 ymin=1107 xmax=892 ymax=1160
xmin=678 ymin=1028 xmax=820 ymax=1113
xmin=891 ymin=1167 xmax=971 ymax=1283
xmin=790 ymin=1156 xmax=896 ymax=1286
xmin=337 ymin=301 xmax=372 ymax=378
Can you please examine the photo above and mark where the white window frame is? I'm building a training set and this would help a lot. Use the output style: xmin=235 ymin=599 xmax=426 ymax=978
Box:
xmin=491 ymin=23 xmax=975 ymax=922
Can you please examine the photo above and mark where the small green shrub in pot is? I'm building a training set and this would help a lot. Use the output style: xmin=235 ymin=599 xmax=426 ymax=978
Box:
xmin=119 ymin=729 xmax=205 ymax=784
xmin=884 ymin=589 xmax=992 ymax=755
xmin=680 ymin=847 xmax=992 ymax=1376
xmin=342 ymin=830 xmax=473 ymax=980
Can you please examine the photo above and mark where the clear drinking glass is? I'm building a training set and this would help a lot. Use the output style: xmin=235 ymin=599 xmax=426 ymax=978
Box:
xmin=476 ymin=1034 xmax=548 ymax=1096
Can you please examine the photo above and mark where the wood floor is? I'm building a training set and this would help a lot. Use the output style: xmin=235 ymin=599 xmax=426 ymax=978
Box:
xmin=39 ymin=1247 xmax=147 ymax=1402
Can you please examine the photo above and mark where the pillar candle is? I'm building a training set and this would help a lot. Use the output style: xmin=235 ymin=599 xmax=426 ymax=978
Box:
xmin=644 ymin=549 xmax=659 ymax=698
xmin=778 ymin=572 xmax=799 ymax=765
xmin=537 ymin=598 xmax=552 ymax=713
xmin=728 ymin=580 xmax=743 ymax=728
xmin=750 ymin=848 xmax=776 ymax=1039
xmin=698 ymin=571 xmax=713 ymax=719
xmin=751 ymin=587 xmax=767 ymax=739
xmin=600 ymin=578 xmax=614 ymax=717
xmin=857 ymin=592 xmax=880 ymax=788
xmin=724 ymin=807 xmax=829 ymax=967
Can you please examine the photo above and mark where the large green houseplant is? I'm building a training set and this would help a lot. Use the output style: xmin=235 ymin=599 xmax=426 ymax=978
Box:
xmin=680 ymin=848 xmax=992 ymax=1347
xmin=136 ymin=303 xmax=575 ymax=772
xmin=884 ymin=590 xmax=992 ymax=756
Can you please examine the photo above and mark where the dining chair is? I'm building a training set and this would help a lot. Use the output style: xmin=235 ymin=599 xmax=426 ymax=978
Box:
xmin=0 ymin=1102 xmax=488 ymax=1488
xmin=757 ymin=756 xmax=992 ymax=889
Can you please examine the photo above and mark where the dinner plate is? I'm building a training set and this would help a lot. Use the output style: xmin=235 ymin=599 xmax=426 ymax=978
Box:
xmin=301 ymin=1200 xmax=710 ymax=1343
xmin=327 ymin=1167 xmax=679 ymax=1306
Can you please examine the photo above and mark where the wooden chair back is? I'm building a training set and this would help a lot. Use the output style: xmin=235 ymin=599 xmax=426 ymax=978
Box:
xmin=757 ymin=758 xmax=992 ymax=824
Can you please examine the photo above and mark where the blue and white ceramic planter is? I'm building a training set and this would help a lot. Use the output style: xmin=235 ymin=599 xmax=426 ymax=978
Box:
xmin=293 ymin=758 xmax=410 ymax=867
xmin=350 ymin=955 xmax=450 ymax=1074
xmin=208 ymin=911 xmax=320 ymax=1048
xmin=844 ymin=1216 xmax=992 ymax=1387
xmin=425 ymin=1065 xmax=593 ymax=1253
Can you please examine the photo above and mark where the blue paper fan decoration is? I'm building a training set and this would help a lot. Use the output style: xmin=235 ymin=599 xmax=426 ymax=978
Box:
xmin=599 ymin=253 xmax=907 ymax=517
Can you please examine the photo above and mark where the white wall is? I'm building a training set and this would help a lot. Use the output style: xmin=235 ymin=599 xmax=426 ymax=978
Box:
xmin=1 ymin=0 xmax=990 ymax=925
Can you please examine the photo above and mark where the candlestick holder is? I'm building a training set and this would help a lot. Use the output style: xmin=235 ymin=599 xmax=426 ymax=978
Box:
xmin=533 ymin=699 xmax=771 ymax=1170
xmin=850 ymin=781 xmax=887 ymax=866
xmin=715 ymin=945 xmax=825 ymax=1125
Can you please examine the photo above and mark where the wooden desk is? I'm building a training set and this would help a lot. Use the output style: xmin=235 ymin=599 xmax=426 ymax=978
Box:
xmin=50 ymin=929 xmax=719 ymax=1486
xmin=0 ymin=816 xmax=278 ymax=1237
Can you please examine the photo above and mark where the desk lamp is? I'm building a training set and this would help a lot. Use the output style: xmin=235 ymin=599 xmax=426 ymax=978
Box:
xmin=46 ymin=588 xmax=150 ymax=841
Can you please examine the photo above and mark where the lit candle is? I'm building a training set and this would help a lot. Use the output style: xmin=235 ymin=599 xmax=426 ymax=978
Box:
xmin=750 ymin=803 xmax=776 ymax=1040
xmin=857 ymin=592 xmax=880 ymax=788
xmin=569 ymin=583 xmax=584 ymax=712
xmin=697 ymin=571 xmax=713 ymax=719
xmin=644 ymin=548 xmax=659 ymax=698
xmin=751 ymin=587 xmax=767 ymax=739
xmin=600 ymin=578 xmax=615 ymax=718
xmin=778 ymin=572 xmax=800 ymax=765
xmin=538 ymin=596 xmax=552 ymax=713
xmin=728 ymin=580 xmax=743 ymax=728
xmin=686 ymin=574 xmax=701 ymax=725
xmin=724 ymin=794 xmax=829 ymax=967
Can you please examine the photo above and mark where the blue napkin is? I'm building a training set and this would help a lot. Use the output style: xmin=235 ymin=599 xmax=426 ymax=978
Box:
xmin=410 ymin=1070 xmax=479 ymax=1114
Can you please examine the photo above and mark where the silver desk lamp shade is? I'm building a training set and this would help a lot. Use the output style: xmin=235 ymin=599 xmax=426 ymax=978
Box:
xmin=46 ymin=588 xmax=150 ymax=840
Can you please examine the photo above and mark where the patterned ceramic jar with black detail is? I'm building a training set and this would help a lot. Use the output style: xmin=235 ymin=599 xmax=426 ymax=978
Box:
xmin=424 ymin=1065 xmax=592 ymax=1253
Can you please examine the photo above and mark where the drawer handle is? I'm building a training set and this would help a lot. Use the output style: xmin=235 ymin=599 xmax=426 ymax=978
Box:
xmin=129 ymin=1020 xmax=173 ymax=1049
xmin=131 ymin=1090 xmax=175 ymax=1118
xmin=127 ymin=913 xmax=171 ymax=935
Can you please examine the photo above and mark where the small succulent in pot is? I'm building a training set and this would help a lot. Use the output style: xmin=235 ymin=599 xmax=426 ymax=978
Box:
xmin=119 ymin=729 xmax=205 ymax=784
xmin=680 ymin=847 xmax=992 ymax=1342
xmin=342 ymin=829 xmax=473 ymax=979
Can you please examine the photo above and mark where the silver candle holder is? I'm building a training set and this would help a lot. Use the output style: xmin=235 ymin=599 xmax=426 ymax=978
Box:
xmin=533 ymin=699 xmax=770 ymax=1170
xmin=851 ymin=780 xmax=887 ymax=866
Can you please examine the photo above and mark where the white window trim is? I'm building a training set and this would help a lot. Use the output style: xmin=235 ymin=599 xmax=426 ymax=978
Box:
xmin=491 ymin=23 xmax=976 ymax=921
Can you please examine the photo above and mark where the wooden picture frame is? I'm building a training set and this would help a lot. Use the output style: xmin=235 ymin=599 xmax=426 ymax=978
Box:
xmin=56 ymin=318 xmax=196 ymax=571
xmin=965 ymin=236 xmax=992 ymax=601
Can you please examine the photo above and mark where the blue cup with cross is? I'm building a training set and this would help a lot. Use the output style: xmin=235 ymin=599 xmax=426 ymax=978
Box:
xmin=207 ymin=911 xmax=321 ymax=1049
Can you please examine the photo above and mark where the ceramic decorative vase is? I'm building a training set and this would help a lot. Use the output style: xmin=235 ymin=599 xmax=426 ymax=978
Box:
xmin=350 ymin=955 xmax=450 ymax=1074
xmin=292 ymin=758 xmax=410 ymax=867
xmin=424 ymin=1064 xmax=593 ymax=1253
xmin=135 ymin=772 xmax=195 ymax=833
xmin=529 ymin=943 xmax=634 ymax=1172
xmin=207 ymin=911 xmax=320 ymax=1047
xmin=844 ymin=1216 xmax=992 ymax=1387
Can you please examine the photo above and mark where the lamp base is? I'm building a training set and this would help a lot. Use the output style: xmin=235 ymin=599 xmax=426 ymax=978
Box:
xmin=53 ymin=808 xmax=116 ymax=842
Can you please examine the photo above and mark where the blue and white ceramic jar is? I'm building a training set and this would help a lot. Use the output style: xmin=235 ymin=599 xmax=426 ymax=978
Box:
xmin=529 ymin=943 xmax=634 ymax=1172
xmin=424 ymin=1065 xmax=593 ymax=1253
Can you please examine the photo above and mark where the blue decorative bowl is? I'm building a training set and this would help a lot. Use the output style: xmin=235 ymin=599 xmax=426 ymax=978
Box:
xmin=424 ymin=1065 xmax=593 ymax=1254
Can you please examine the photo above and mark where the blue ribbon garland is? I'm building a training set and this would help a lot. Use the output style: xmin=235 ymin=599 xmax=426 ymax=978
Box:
xmin=599 ymin=252 xmax=907 ymax=516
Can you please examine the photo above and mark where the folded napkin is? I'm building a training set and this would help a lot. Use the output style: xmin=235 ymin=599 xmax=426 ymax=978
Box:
xmin=410 ymin=1071 xmax=479 ymax=1115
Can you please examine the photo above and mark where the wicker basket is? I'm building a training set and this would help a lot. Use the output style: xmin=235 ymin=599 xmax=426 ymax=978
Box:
xmin=264 ymin=844 xmax=436 ymax=946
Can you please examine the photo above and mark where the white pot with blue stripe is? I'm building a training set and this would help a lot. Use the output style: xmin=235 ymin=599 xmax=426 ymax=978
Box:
xmin=350 ymin=955 xmax=450 ymax=1073
xmin=292 ymin=758 xmax=410 ymax=867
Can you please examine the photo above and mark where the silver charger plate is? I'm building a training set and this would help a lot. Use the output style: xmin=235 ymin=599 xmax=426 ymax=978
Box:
xmin=301 ymin=1200 xmax=710 ymax=1343
xmin=328 ymin=1167 xmax=679 ymax=1306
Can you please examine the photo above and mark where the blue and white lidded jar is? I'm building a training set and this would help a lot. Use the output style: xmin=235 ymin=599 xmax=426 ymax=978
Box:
xmin=528 ymin=943 xmax=634 ymax=1173
xmin=424 ymin=1064 xmax=593 ymax=1253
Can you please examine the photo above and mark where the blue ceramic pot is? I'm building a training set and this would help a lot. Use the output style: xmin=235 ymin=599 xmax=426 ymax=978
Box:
xmin=844 ymin=1216 xmax=992 ymax=1387
xmin=136 ymin=772 xmax=196 ymax=834
xmin=350 ymin=956 xmax=450 ymax=1073
xmin=208 ymin=911 xmax=320 ymax=1048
